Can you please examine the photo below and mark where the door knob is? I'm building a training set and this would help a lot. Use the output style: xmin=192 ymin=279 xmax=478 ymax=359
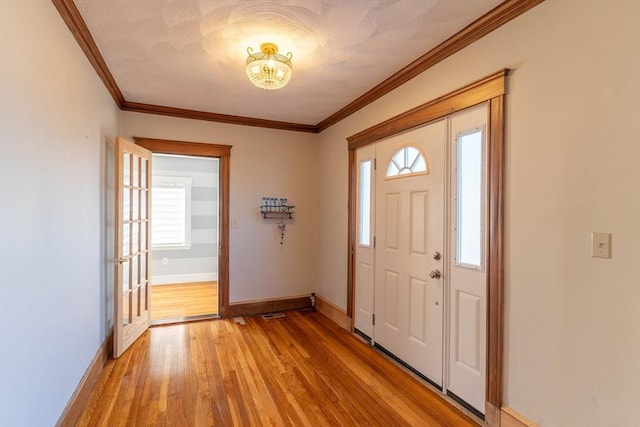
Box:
xmin=433 ymin=252 xmax=441 ymax=260
xmin=429 ymin=270 xmax=442 ymax=279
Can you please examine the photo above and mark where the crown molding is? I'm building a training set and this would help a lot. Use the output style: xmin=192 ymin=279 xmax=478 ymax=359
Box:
xmin=51 ymin=0 xmax=125 ymax=107
xmin=52 ymin=0 xmax=542 ymax=134
xmin=316 ymin=0 xmax=543 ymax=132
xmin=122 ymin=101 xmax=318 ymax=133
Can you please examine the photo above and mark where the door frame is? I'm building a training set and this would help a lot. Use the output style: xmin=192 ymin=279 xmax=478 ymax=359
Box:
xmin=346 ymin=69 xmax=507 ymax=423
xmin=134 ymin=137 xmax=232 ymax=318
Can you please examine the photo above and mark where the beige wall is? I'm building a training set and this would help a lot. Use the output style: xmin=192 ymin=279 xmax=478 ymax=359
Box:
xmin=0 ymin=1 xmax=119 ymax=425
xmin=316 ymin=1 xmax=640 ymax=425
xmin=118 ymin=112 xmax=320 ymax=303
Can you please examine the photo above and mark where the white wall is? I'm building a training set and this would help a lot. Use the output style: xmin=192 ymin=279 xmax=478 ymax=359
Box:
xmin=119 ymin=112 xmax=319 ymax=302
xmin=316 ymin=1 xmax=640 ymax=425
xmin=0 ymin=1 xmax=119 ymax=426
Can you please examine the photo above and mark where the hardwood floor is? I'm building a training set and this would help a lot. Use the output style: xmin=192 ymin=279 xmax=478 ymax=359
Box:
xmin=150 ymin=281 xmax=218 ymax=321
xmin=77 ymin=311 xmax=478 ymax=426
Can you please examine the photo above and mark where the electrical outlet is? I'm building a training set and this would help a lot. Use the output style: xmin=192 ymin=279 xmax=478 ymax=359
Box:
xmin=162 ymin=257 xmax=168 ymax=265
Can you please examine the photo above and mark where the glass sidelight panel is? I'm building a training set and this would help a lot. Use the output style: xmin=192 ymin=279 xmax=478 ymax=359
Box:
xmin=122 ymin=223 xmax=130 ymax=257
xmin=122 ymin=292 xmax=130 ymax=326
xmin=140 ymin=250 xmax=146 ymax=283
xmin=132 ymin=189 xmax=139 ymax=220
xmin=131 ymin=254 xmax=139 ymax=289
xmin=140 ymin=222 xmax=147 ymax=252
xmin=359 ymin=160 xmax=372 ymax=246
xmin=123 ymin=189 xmax=131 ymax=222
xmin=141 ymin=159 xmax=147 ymax=188
xmin=456 ymin=128 xmax=484 ymax=269
xmin=132 ymin=222 xmax=139 ymax=254
xmin=122 ymin=260 xmax=130 ymax=325
xmin=132 ymin=288 xmax=140 ymax=318
xmin=132 ymin=155 xmax=139 ymax=188
xmin=123 ymin=153 xmax=131 ymax=186
xmin=140 ymin=190 xmax=147 ymax=220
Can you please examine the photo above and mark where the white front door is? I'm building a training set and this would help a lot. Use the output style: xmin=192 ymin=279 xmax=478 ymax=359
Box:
xmin=373 ymin=119 xmax=445 ymax=385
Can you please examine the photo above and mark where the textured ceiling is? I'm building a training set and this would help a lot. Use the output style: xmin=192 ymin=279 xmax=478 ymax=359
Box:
xmin=73 ymin=0 xmax=503 ymax=125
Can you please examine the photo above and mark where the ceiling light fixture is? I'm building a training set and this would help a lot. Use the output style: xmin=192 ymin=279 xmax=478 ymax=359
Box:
xmin=246 ymin=43 xmax=293 ymax=90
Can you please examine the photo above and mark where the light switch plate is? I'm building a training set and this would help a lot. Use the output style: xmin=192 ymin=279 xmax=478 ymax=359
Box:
xmin=591 ymin=232 xmax=611 ymax=258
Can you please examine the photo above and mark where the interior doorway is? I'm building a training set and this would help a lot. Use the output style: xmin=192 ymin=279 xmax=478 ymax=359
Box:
xmin=149 ymin=153 xmax=219 ymax=323
xmin=133 ymin=137 xmax=232 ymax=319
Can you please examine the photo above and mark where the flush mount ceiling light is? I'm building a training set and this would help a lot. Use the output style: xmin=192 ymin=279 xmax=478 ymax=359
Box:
xmin=246 ymin=42 xmax=293 ymax=90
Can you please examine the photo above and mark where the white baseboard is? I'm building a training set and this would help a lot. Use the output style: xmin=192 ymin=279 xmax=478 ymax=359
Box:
xmin=151 ymin=272 xmax=217 ymax=285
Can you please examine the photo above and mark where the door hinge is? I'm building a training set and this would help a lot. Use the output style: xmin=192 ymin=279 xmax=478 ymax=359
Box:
xmin=374 ymin=158 xmax=377 ymax=170
xmin=372 ymin=313 xmax=375 ymax=325
xmin=373 ymin=236 xmax=376 ymax=248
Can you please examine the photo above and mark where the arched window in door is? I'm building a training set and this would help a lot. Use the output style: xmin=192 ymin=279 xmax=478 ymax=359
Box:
xmin=386 ymin=145 xmax=428 ymax=178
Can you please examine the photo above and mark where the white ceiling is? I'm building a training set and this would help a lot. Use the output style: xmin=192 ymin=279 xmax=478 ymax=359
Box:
xmin=74 ymin=0 xmax=503 ymax=126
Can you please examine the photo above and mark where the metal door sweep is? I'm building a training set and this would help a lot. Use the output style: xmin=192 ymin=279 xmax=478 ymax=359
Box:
xmin=262 ymin=312 xmax=286 ymax=319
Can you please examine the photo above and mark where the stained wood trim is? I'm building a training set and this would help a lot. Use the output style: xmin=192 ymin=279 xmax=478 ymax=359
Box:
xmin=122 ymin=101 xmax=318 ymax=133
xmin=487 ymin=96 xmax=505 ymax=408
xmin=133 ymin=137 xmax=231 ymax=157
xmin=227 ymin=295 xmax=313 ymax=317
xmin=347 ymin=69 xmax=508 ymax=149
xmin=346 ymin=148 xmax=357 ymax=324
xmin=56 ymin=332 xmax=113 ymax=427
xmin=318 ymin=0 xmax=542 ymax=131
xmin=315 ymin=295 xmax=350 ymax=330
xmin=51 ymin=0 xmax=124 ymax=107
xmin=346 ymin=70 xmax=507 ymax=426
xmin=501 ymin=406 xmax=539 ymax=427
xmin=132 ymin=137 xmax=231 ymax=317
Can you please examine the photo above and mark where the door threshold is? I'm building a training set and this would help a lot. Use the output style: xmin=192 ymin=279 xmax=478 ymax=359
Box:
xmin=151 ymin=313 xmax=219 ymax=326
xmin=370 ymin=343 xmax=485 ymax=425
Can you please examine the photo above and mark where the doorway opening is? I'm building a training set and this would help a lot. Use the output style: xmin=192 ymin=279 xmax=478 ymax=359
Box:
xmin=134 ymin=137 xmax=232 ymax=320
xmin=149 ymin=153 xmax=219 ymax=323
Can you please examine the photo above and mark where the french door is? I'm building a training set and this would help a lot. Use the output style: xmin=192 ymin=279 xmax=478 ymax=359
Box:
xmin=114 ymin=137 xmax=152 ymax=357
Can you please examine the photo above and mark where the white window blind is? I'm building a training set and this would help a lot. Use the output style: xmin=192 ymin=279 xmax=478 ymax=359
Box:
xmin=151 ymin=176 xmax=192 ymax=249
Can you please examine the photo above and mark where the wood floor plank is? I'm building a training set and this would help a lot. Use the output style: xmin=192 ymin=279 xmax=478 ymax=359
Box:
xmin=76 ymin=311 xmax=479 ymax=426
xmin=150 ymin=282 xmax=218 ymax=321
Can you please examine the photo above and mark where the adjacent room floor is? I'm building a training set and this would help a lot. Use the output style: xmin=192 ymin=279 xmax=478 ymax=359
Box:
xmin=150 ymin=281 xmax=218 ymax=322
xmin=77 ymin=310 xmax=478 ymax=426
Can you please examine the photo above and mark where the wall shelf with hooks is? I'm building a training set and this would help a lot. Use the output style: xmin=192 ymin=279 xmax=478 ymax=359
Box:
xmin=260 ymin=206 xmax=295 ymax=219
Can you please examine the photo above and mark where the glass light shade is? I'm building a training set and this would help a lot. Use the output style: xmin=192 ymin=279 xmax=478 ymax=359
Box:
xmin=246 ymin=43 xmax=293 ymax=90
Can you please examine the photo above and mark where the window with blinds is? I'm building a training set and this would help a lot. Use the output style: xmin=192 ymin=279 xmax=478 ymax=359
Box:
xmin=151 ymin=176 xmax=192 ymax=250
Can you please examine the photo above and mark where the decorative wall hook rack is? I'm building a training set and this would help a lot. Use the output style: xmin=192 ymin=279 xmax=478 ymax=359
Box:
xmin=260 ymin=197 xmax=295 ymax=219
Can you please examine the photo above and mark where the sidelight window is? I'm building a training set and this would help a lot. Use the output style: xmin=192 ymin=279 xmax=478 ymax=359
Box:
xmin=456 ymin=128 xmax=484 ymax=269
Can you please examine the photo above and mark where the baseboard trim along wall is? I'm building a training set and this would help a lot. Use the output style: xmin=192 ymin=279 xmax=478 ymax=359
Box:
xmin=315 ymin=295 xmax=351 ymax=330
xmin=56 ymin=332 xmax=113 ymax=427
xmin=227 ymin=295 xmax=313 ymax=317
xmin=501 ymin=406 xmax=539 ymax=427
